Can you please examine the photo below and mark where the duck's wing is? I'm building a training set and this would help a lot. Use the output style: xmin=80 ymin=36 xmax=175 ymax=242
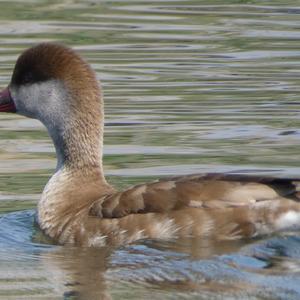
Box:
xmin=79 ymin=173 xmax=300 ymax=246
xmin=89 ymin=173 xmax=300 ymax=218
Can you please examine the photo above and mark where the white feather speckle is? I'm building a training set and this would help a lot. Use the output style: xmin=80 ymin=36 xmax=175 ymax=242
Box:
xmin=150 ymin=218 xmax=179 ymax=239
xmin=88 ymin=234 xmax=107 ymax=247
xmin=275 ymin=211 xmax=300 ymax=231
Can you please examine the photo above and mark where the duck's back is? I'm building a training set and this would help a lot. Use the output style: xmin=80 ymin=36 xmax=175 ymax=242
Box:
xmin=90 ymin=173 xmax=300 ymax=217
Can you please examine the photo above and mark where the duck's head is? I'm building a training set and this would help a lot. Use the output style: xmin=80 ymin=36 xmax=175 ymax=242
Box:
xmin=0 ymin=43 xmax=102 ymax=121
xmin=0 ymin=43 xmax=105 ymax=170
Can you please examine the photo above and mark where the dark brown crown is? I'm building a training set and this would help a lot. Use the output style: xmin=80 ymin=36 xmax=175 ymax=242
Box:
xmin=11 ymin=43 xmax=98 ymax=92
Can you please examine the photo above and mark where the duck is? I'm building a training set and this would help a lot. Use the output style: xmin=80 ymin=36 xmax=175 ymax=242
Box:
xmin=0 ymin=43 xmax=300 ymax=247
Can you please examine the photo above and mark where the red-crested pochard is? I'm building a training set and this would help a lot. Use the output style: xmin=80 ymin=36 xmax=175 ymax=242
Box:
xmin=0 ymin=43 xmax=300 ymax=247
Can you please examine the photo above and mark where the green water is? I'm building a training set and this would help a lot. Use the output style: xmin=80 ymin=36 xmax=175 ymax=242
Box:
xmin=0 ymin=0 xmax=300 ymax=299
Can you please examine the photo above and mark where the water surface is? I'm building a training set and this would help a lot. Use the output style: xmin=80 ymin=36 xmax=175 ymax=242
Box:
xmin=0 ymin=0 xmax=300 ymax=299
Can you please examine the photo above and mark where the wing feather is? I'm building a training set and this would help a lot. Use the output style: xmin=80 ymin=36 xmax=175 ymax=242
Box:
xmin=89 ymin=173 xmax=300 ymax=218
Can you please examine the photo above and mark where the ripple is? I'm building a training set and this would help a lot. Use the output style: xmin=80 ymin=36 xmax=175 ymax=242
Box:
xmin=0 ymin=0 xmax=300 ymax=298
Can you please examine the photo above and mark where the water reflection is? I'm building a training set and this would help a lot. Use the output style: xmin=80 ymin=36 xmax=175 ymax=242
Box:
xmin=42 ymin=247 xmax=112 ymax=300
xmin=1 ymin=210 xmax=300 ymax=299
xmin=36 ymin=242 xmax=243 ymax=299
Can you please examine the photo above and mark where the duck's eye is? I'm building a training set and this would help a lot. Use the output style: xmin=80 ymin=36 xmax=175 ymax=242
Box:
xmin=22 ymin=72 xmax=34 ymax=84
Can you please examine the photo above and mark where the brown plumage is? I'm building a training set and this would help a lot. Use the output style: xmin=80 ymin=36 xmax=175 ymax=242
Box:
xmin=0 ymin=43 xmax=300 ymax=247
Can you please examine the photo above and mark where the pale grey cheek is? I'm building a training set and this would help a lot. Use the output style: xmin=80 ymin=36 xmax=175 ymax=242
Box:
xmin=11 ymin=85 xmax=40 ymax=118
xmin=10 ymin=80 xmax=68 ymax=122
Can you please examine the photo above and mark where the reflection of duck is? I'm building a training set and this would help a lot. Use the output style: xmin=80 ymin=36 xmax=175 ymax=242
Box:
xmin=1 ymin=43 xmax=300 ymax=247
xmin=41 ymin=246 xmax=111 ymax=299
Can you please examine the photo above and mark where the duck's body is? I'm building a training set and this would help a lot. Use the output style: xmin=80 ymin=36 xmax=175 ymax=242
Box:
xmin=0 ymin=43 xmax=300 ymax=247
xmin=40 ymin=169 xmax=300 ymax=247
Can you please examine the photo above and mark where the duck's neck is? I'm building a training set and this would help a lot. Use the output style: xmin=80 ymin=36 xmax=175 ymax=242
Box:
xmin=38 ymin=90 xmax=114 ymax=238
xmin=52 ymin=110 xmax=104 ymax=173
xmin=46 ymin=90 xmax=106 ymax=180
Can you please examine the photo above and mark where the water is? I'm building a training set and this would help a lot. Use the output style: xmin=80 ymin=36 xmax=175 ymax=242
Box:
xmin=0 ymin=0 xmax=300 ymax=298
